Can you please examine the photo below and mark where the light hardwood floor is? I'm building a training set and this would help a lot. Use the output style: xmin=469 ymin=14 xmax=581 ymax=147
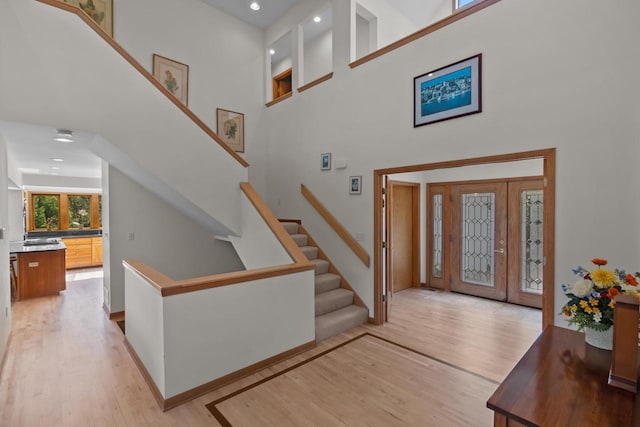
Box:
xmin=0 ymin=275 xmax=541 ymax=427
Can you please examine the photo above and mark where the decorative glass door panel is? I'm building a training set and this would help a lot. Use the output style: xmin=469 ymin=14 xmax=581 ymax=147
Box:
xmin=461 ymin=192 xmax=495 ymax=287
xmin=507 ymin=180 xmax=544 ymax=308
xmin=427 ymin=185 xmax=447 ymax=289
xmin=451 ymin=183 xmax=507 ymax=300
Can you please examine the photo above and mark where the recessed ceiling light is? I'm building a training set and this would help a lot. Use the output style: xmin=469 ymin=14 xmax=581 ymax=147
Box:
xmin=53 ymin=128 xmax=73 ymax=143
xmin=249 ymin=2 xmax=260 ymax=11
xmin=313 ymin=16 xmax=321 ymax=23
xmin=51 ymin=166 xmax=61 ymax=170
xmin=51 ymin=158 xmax=65 ymax=162
xmin=269 ymin=49 xmax=275 ymax=55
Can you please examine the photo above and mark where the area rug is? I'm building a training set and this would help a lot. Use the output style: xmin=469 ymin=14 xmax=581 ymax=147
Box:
xmin=206 ymin=333 xmax=498 ymax=427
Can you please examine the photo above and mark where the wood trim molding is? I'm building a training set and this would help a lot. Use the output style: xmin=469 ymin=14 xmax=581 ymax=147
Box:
xmin=349 ymin=0 xmax=501 ymax=69
xmin=125 ymin=336 xmax=315 ymax=412
xmin=110 ymin=310 xmax=125 ymax=321
xmin=36 ymin=0 xmax=249 ymax=169
xmin=374 ymin=148 xmax=556 ymax=329
xmin=265 ymin=91 xmax=293 ymax=107
xmin=124 ymin=337 xmax=166 ymax=410
xmin=297 ymin=72 xmax=334 ymax=93
xmin=300 ymin=184 xmax=370 ymax=267
xmin=300 ymin=225 xmax=368 ymax=311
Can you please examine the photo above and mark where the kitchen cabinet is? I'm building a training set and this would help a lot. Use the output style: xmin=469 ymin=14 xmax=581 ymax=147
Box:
xmin=63 ymin=236 xmax=103 ymax=269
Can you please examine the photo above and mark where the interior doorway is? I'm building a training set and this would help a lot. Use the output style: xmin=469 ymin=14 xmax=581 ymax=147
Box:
xmin=427 ymin=177 xmax=543 ymax=308
xmin=385 ymin=180 xmax=420 ymax=320
xmin=373 ymin=149 xmax=556 ymax=328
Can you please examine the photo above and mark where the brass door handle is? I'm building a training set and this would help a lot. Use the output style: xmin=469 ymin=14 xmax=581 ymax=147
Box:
xmin=494 ymin=248 xmax=505 ymax=254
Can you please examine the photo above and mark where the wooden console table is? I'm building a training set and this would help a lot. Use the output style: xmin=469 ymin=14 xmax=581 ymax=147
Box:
xmin=487 ymin=326 xmax=640 ymax=427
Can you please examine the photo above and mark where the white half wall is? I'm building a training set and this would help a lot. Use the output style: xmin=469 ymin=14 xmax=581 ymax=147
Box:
xmin=124 ymin=266 xmax=166 ymax=396
xmin=162 ymin=270 xmax=315 ymax=398
xmin=105 ymin=167 xmax=245 ymax=313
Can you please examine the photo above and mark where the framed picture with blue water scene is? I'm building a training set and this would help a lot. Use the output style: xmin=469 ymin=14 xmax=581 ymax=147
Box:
xmin=414 ymin=54 xmax=482 ymax=127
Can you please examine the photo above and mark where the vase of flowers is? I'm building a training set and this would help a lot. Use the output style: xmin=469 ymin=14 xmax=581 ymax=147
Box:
xmin=561 ymin=258 xmax=640 ymax=350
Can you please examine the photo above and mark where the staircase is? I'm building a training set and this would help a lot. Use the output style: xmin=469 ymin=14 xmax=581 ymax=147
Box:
xmin=280 ymin=221 xmax=369 ymax=341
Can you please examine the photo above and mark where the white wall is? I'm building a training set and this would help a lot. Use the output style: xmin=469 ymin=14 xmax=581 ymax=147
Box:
xmin=7 ymin=190 xmax=23 ymax=242
xmin=106 ymin=166 xmax=245 ymax=313
xmin=0 ymin=134 xmax=11 ymax=368
xmin=113 ymin=0 xmax=268 ymax=197
xmin=163 ymin=270 xmax=314 ymax=397
xmin=303 ymin=30 xmax=333 ymax=84
xmin=262 ymin=0 xmax=640 ymax=328
xmin=228 ymin=191 xmax=291 ymax=270
xmin=272 ymin=57 xmax=294 ymax=79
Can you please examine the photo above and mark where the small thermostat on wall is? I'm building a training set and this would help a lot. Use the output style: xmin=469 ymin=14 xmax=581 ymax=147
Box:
xmin=335 ymin=159 xmax=347 ymax=169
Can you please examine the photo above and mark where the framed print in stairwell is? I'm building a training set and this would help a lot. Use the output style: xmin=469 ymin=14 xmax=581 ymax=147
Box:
xmin=56 ymin=0 xmax=113 ymax=37
xmin=414 ymin=54 xmax=482 ymax=127
xmin=321 ymin=153 xmax=331 ymax=170
xmin=153 ymin=54 xmax=189 ymax=106
xmin=349 ymin=176 xmax=362 ymax=195
xmin=216 ymin=108 xmax=245 ymax=153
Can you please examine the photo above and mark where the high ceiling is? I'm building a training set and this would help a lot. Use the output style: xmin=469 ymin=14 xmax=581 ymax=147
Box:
xmin=199 ymin=0 xmax=302 ymax=29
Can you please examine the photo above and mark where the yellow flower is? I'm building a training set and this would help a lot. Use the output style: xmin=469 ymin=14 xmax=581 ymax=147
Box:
xmin=579 ymin=300 xmax=589 ymax=308
xmin=590 ymin=298 xmax=599 ymax=306
xmin=590 ymin=268 xmax=618 ymax=288
xmin=608 ymin=301 xmax=615 ymax=309
xmin=571 ymin=304 xmax=578 ymax=312
xmin=592 ymin=307 xmax=600 ymax=313
xmin=585 ymin=307 xmax=593 ymax=314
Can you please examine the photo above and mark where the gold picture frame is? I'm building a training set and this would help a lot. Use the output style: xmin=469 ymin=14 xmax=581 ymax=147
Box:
xmin=152 ymin=54 xmax=189 ymax=106
xmin=59 ymin=0 xmax=114 ymax=37
xmin=216 ymin=109 xmax=245 ymax=153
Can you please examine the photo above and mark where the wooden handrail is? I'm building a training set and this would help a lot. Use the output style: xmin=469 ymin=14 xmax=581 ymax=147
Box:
xmin=300 ymin=184 xmax=370 ymax=267
xmin=37 ymin=0 xmax=249 ymax=168
xmin=239 ymin=182 xmax=310 ymax=265
xmin=123 ymin=182 xmax=314 ymax=297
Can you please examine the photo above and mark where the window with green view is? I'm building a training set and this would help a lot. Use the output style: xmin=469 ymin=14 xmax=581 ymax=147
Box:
xmin=33 ymin=195 xmax=60 ymax=229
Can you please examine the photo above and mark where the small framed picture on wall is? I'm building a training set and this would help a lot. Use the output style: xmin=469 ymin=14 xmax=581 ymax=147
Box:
xmin=321 ymin=153 xmax=331 ymax=170
xmin=349 ymin=176 xmax=362 ymax=195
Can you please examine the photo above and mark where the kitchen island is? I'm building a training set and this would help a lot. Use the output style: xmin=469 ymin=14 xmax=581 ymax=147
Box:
xmin=10 ymin=239 xmax=67 ymax=300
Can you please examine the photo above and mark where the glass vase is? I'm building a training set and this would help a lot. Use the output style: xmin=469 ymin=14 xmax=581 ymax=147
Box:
xmin=584 ymin=326 xmax=613 ymax=350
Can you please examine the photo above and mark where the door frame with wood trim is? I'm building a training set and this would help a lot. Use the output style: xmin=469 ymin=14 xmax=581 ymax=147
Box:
xmin=373 ymin=148 xmax=556 ymax=329
xmin=385 ymin=180 xmax=421 ymax=321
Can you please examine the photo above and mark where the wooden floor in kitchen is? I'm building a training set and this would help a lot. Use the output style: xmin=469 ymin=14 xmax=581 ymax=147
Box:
xmin=0 ymin=274 xmax=541 ymax=427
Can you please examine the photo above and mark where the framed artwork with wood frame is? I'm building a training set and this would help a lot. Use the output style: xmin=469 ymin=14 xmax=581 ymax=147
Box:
xmin=414 ymin=54 xmax=481 ymax=127
xmin=216 ymin=108 xmax=245 ymax=153
xmin=272 ymin=68 xmax=292 ymax=100
xmin=57 ymin=0 xmax=113 ymax=37
xmin=152 ymin=54 xmax=189 ymax=106
xmin=321 ymin=153 xmax=331 ymax=170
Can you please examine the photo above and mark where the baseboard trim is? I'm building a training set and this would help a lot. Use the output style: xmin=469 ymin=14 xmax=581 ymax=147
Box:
xmin=0 ymin=332 xmax=12 ymax=382
xmin=124 ymin=337 xmax=316 ymax=412
xmin=102 ymin=303 xmax=125 ymax=320
xmin=124 ymin=338 xmax=166 ymax=410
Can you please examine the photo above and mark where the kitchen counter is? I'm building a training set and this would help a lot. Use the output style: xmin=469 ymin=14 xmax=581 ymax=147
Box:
xmin=10 ymin=239 xmax=66 ymax=254
xmin=9 ymin=239 xmax=66 ymax=300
